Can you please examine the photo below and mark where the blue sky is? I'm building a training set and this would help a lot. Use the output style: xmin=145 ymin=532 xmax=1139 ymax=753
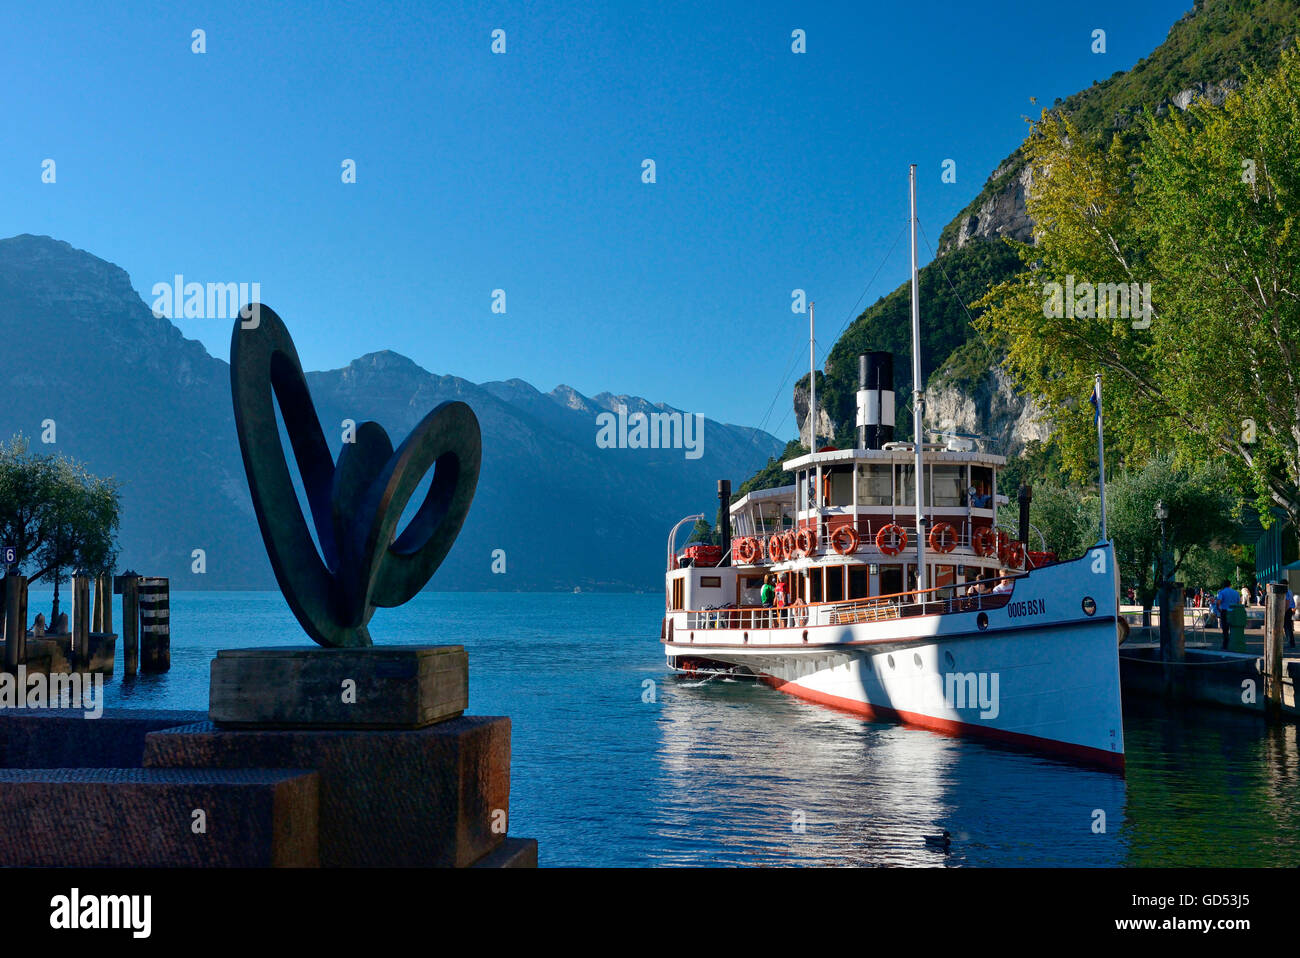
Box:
xmin=4 ymin=0 xmax=1191 ymax=438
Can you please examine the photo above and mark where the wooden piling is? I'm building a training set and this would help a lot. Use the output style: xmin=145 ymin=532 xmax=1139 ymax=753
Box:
xmin=138 ymin=577 xmax=170 ymax=673
xmin=2 ymin=576 xmax=28 ymax=673
xmin=1170 ymin=587 xmax=1185 ymax=663
xmin=117 ymin=574 xmax=139 ymax=676
xmin=1265 ymin=582 xmax=1286 ymax=718
xmin=71 ymin=575 xmax=91 ymax=671
xmin=92 ymin=574 xmax=113 ymax=634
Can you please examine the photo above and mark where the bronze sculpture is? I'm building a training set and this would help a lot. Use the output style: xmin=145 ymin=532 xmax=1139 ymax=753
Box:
xmin=229 ymin=305 xmax=480 ymax=647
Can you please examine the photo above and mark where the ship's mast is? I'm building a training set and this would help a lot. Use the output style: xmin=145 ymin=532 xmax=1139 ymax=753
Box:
xmin=909 ymin=165 xmax=926 ymax=590
xmin=808 ymin=300 xmax=816 ymax=451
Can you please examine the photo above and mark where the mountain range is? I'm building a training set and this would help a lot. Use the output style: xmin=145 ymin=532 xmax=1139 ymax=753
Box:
xmin=0 ymin=234 xmax=782 ymax=591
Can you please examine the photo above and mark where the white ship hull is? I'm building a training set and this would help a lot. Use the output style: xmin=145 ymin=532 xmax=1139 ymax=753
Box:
xmin=664 ymin=544 xmax=1125 ymax=771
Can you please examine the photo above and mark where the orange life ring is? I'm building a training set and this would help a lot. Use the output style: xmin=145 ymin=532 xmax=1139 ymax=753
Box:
xmin=767 ymin=533 xmax=785 ymax=562
xmin=972 ymin=526 xmax=997 ymax=558
xmin=929 ymin=521 xmax=958 ymax=554
xmin=794 ymin=528 xmax=816 ymax=557
xmin=781 ymin=532 xmax=796 ymax=560
xmin=736 ymin=537 xmax=758 ymax=564
xmin=1000 ymin=539 xmax=1026 ymax=568
xmin=831 ymin=526 xmax=860 ymax=556
xmin=876 ymin=523 xmax=908 ymax=556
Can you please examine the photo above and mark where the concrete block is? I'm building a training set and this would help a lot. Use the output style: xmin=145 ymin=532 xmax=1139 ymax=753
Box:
xmin=0 ymin=767 xmax=318 ymax=867
xmin=209 ymin=646 xmax=468 ymax=729
xmin=143 ymin=715 xmax=510 ymax=867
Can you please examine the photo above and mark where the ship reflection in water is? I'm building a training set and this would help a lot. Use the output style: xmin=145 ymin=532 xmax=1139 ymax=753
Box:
xmin=653 ymin=676 xmax=1300 ymax=867
xmin=653 ymin=675 xmax=1127 ymax=867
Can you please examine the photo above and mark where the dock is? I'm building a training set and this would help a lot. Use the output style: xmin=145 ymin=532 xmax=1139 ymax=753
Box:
xmin=1119 ymin=598 xmax=1299 ymax=718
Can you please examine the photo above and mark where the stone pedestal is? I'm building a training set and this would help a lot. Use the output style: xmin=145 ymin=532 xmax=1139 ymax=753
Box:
xmin=142 ymin=716 xmax=512 ymax=867
xmin=209 ymin=646 xmax=468 ymax=729
xmin=0 ymin=766 xmax=319 ymax=866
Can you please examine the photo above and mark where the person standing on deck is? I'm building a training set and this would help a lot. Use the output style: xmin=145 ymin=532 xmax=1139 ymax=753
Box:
xmin=774 ymin=576 xmax=787 ymax=626
xmin=760 ymin=574 xmax=775 ymax=626
xmin=1214 ymin=579 xmax=1241 ymax=651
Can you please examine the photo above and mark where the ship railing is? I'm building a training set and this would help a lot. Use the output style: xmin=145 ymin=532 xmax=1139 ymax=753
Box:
xmin=681 ymin=576 xmax=1020 ymax=631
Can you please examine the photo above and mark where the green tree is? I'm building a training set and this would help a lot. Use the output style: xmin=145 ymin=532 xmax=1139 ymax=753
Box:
xmin=685 ymin=519 xmax=713 ymax=545
xmin=0 ymin=435 xmax=121 ymax=623
xmin=976 ymin=43 xmax=1300 ymax=545
xmin=1107 ymin=456 xmax=1238 ymax=611
xmin=999 ymin=483 xmax=1099 ymax=560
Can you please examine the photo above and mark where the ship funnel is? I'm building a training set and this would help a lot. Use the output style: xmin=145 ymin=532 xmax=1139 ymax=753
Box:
xmin=857 ymin=352 xmax=895 ymax=450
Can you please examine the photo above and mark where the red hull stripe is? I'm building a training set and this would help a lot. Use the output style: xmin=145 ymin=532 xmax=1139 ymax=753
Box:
xmin=762 ymin=675 xmax=1125 ymax=773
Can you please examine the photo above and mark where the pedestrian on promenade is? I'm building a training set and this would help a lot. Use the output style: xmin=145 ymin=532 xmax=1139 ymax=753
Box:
xmin=1215 ymin=579 xmax=1241 ymax=651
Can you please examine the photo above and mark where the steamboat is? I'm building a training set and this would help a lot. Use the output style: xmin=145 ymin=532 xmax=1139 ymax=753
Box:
xmin=660 ymin=167 xmax=1125 ymax=771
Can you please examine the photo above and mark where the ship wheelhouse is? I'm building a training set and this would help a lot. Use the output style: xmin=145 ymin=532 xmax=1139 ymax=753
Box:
xmin=726 ymin=444 xmax=1011 ymax=609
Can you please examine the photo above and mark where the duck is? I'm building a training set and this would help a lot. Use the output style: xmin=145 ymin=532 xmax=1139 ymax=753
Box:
xmin=923 ymin=830 xmax=951 ymax=852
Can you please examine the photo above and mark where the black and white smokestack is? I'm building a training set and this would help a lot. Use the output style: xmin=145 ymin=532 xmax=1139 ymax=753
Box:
xmin=857 ymin=352 xmax=895 ymax=450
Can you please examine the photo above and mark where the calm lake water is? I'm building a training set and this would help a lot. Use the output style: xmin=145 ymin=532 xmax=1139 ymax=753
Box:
xmin=27 ymin=589 xmax=1300 ymax=867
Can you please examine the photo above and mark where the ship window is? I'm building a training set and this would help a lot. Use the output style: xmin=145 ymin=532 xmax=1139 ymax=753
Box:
xmin=825 ymin=466 xmax=853 ymax=506
xmin=809 ymin=569 xmax=823 ymax=603
xmin=878 ymin=564 xmax=904 ymax=596
xmin=826 ymin=565 xmax=845 ymax=602
xmin=971 ymin=466 xmax=994 ymax=509
xmin=896 ymin=464 xmax=916 ymax=506
xmin=857 ymin=464 xmax=892 ymax=506
xmin=700 ymin=576 xmax=721 ymax=588
xmin=848 ymin=565 xmax=870 ymax=599
xmin=932 ymin=465 xmax=965 ymax=507
xmin=797 ymin=471 xmax=809 ymax=512
xmin=935 ymin=565 xmax=955 ymax=588
xmin=671 ymin=578 xmax=685 ymax=610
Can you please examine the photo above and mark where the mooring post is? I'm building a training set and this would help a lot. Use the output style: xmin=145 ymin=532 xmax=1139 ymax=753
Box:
xmin=1170 ymin=584 xmax=1185 ymax=663
xmin=139 ymin=577 xmax=171 ymax=673
xmin=2 ymin=576 xmax=28 ymax=673
xmin=119 ymin=574 xmax=139 ymax=676
xmin=71 ymin=575 xmax=91 ymax=670
xmin=1265 ymin=581 xmax=1286 ymax=718
xmin=94 ymin=574 xmax=113 ymax=635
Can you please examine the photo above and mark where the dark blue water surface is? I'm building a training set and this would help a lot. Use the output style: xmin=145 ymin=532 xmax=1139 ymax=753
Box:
xmin=30 ymin=590 xmax=1300 ymax=867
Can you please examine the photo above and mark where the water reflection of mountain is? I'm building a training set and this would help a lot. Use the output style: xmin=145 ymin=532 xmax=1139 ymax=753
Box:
xmin=653 ymin=678 xmax=1128 ymax=867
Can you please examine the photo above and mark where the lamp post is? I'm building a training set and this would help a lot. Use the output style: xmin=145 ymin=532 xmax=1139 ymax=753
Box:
xmin=1155 ymin=499 xmax=1171 ymax=660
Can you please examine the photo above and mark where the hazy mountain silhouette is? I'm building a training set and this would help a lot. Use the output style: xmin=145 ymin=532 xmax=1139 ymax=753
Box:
xmin=0 ymin=234 xmax=781 ymax=591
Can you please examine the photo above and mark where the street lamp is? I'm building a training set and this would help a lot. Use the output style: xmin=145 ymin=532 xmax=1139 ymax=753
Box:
xmin=1155 ymin=500 xmax=1171 ymax=659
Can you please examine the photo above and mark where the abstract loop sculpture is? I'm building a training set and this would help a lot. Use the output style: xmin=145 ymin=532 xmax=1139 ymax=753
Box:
xmin=230 ymin=305 xmax=480 ymax=647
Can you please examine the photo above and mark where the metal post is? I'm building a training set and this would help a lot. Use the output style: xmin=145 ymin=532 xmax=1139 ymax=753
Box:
xmin=909 ymin=164 xmax=926 ymax=590
xmin=808 ymin=301 xmax=816 ymax=450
